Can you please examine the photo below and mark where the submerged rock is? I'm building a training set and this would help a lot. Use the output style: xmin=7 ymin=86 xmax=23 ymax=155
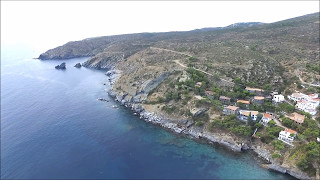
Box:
xmin=74 ymin=63 xmax=82 ymax=68
xmin=55 ymin=62 xmax=66 ymax=69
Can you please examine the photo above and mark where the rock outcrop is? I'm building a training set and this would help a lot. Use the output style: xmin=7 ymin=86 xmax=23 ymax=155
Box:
xmin=55 ymin=62 xmax=66 ymax=69
xmin=74 ymin=63 xmax=82 ymax=68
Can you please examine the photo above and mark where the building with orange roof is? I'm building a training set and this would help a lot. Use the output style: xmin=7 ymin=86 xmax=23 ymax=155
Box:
xmin=205 ymin=90 xmax=215 ymax=99
xmin=261 ymin=113 xmax=273 ymax=125
xmin=245 ymin=87 xmax=264 ymax=95
xmin=286 ymin=112 xmax=305 ymax=124
xmin=237 ymin=100 xmax=250 ymax=109
xmin=295 ymin=99 xmax=319 ymax=116
xmin=219 ymin=96 xmax=231 ymax=104
xmin=239 ymin=110 xmax=259 ymax=121
xmin=278 ymin=128 xmax=297 ymax=145
xmin=288 ymin=92 xmax=308 ymax=102
xmin=252 ymin=96 xmax=265 ymax=105
xmin=223 ymin=106 xmax=239 ymax=115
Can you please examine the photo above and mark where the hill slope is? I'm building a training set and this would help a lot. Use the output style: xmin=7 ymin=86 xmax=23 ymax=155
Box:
xmin=39 ymin=12 xmax=319 ymax=88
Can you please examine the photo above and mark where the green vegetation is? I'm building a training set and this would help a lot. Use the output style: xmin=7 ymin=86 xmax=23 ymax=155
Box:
xmin=271 ymin=140 xmax=285 ymax=150
xmin=276 ymin=103 xmax=295 ymax=113
xmin=272 ymin=153 xmax=282 ymax=159
xmin=306 ymin=63 xmax=320 ymax=73
xmin=209 ymin=115 xmax=253 ymax=137
xmin=296 ymin=142 xmax=320 ymax=171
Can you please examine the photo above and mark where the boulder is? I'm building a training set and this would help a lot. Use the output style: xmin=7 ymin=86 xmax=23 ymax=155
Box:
xmin=55 ymin=62 xmax=66 ymax=69
xmin=74 ymin=63 xmax=81 ymax=68
xmin=194 ymin=108 xmax=209 ymax=117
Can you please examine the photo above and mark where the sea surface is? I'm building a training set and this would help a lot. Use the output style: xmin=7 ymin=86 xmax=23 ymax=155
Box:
xmin=1 ymin=45 xmax=291 ymax=179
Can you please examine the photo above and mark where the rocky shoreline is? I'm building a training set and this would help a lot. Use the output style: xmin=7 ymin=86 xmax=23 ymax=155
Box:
xmin=106 ymin=70 xmax=311 ymax=180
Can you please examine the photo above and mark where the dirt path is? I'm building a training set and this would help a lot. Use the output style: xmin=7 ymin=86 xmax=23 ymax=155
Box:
xmin=295 ymin=69 xmax=320 ymax=87
xmin=150 ymin=47 xmax=193 ymax=57
xmin=151 ymin=46 xmax=235 ymax=85
xmin=173 ymin=60 xmax=235 ymax=85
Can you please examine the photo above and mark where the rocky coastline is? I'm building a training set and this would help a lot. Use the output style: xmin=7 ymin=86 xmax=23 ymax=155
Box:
xmin=106 ymin=69 xmax=312 ymax=180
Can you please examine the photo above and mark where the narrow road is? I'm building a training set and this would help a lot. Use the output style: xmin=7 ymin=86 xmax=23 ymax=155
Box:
xmin=295 ymin=69 xmax=320 ymax=87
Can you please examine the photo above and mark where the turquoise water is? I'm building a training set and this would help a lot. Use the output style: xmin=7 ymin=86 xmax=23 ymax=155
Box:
xmin=1 ymin=45 xmax=291 ymax=179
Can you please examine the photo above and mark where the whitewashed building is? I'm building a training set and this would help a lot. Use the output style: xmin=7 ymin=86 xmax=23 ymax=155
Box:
xmin=288 ymin=93 xmax=319 ymax=116
xmin=272 ymin=94 xmax=284 ymax=103
xmin=261 ymin=113 xmax=273 ymax=125
xmin=239 ymin=110 xmax=259 ymax=121
xmin=278 ymin=128 xmax=297 ymax=145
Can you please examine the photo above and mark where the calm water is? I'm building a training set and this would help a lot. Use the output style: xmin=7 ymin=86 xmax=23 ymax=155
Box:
xmin=1 ymin=45 xmax=291 ymax=179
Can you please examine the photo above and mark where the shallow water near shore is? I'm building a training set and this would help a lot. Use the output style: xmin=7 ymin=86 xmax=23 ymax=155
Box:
xmin=1 ymin=45 xmax=291 ymax=179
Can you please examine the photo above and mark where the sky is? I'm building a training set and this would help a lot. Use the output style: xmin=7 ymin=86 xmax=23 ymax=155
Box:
xmin=1 ymin=1 xmax=319 ymax=52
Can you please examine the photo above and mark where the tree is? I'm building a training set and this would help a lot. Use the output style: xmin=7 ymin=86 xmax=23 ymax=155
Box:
xmin=248 ymin=112 xmax=254 ymax=126
xmin=257 ymin=113 xmax=263 ymax=122
xmin=234 ymin=77 xmax=242 ymax=84
xmin=297 ymin=156 xmax=309 ymax=170
xmin=268 ymin=120 xmax=276 ymax=127
xmin=272 ymin=140 xmax=285 ymax=150
xmin=263 ymin=84 xmax=272 ymax=93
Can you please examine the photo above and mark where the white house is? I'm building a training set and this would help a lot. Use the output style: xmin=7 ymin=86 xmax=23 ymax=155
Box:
xmin=239 ymin=110 xmax=259 ymax=121
xmin=288 ymin=93 xmax=319 ymax=116
xmin=295 ymin=100 xmax=318 ymax=116
xmin=278 ymin=128 xmax=297 ymax=145
xmin=261 ymin=113 xmax=273 ymax=125
xmin=288 ymin=93 xmax=307 ymax=102
xmin=272 ymin=94 xmax=284 ymax=103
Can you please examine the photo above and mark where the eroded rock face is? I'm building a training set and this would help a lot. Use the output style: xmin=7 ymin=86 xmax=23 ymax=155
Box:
xmin=268 ymin=164 xmax=287 ymax=174
xmin=55 ymin=62 xmax=66 ymax=69
xmin=74 ymin=63 xmax=82 ymax=68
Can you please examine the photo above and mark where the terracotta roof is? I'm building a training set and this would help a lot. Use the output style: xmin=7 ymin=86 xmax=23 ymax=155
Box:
xmin=251 ymin=111 xmax=259 ymax=115
xmin=309 ymin=94 xmax=316 ymax=97
xmin=245 ymin=87 xmax=263 ymax=92
xmin=241 ymin=111 xmax=250 ymax=117
xmin=237 ymin=100 xmax=250 ymax=104
xmin=241 ymin=111 xmax=259 ymax=116
xmin=263 ymin=113 xmax=272 ymax=119
xmin=287 ymin=112 xmax=305 ymax=124
xmin=220 ymin=96 xmax=230 ymax=100
xmin=312 ymin=98 xmax=320 ymax=102
xmin=292 ymin=93 xmax=303 ymax=98
xmin=285 ymin=128 xmax=297 ymax=134
xmin=226 ymin=106 xmax=239 ymax=111
xmin=254 ymin=96 xmax=265 ymax=100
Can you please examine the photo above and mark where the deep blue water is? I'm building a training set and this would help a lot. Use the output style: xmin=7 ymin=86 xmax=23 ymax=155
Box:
xmin=1 ymin=45 xmax=291 ymax=179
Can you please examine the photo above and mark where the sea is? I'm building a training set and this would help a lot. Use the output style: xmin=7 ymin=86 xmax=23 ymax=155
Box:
xmin=1 ymin=45 xmax=291 ymax=179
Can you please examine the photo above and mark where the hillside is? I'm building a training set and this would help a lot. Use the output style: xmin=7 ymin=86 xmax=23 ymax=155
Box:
xmin=39 ymin=12 xmax=319 ymax=88
xmin=39 ymin=12 xmax=320 ymax=179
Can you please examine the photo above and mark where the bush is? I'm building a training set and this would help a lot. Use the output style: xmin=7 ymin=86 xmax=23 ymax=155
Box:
xmin=297 ymin=156 xmax=309 ymax=170
xmin=272 ymin=153 xmax=282 ymax=159
xmin=195 ymin=121 xmax=204 ymax=126
xmin=272 ymin=140 xmax=285 ymax=150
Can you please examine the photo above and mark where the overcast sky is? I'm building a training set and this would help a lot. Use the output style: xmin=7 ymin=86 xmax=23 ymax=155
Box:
xmin=1 ymin=1 xmax=319 ymax=52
